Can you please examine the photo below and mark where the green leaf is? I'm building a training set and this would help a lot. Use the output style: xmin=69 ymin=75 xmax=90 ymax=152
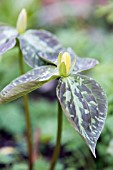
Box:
xmin=18 ymin=29 xmax=63 ymax=68
xmin=0 ymin=26 xmax=17 ymax=55
xmin=0 ymin=65 xmax=59 ymax=104
xmin=56 ymin=74 xmax=107 ymax=157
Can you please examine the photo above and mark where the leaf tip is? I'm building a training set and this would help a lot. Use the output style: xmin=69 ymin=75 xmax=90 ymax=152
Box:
xmin=89 ymin=144 xmax=96 ymax=158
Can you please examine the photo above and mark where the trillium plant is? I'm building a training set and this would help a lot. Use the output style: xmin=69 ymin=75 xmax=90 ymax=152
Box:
xmin=0 ymin=8 xmax=107 ymax=170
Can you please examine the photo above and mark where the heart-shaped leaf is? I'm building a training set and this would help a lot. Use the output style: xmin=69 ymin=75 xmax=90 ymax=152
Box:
xmin=56 ymin=74 xmax=107 ymax=157
xmin=67 ymin=48 xmax=99 ymax=73
xmin=0 ymin=26 xmax=17 ymax=55
xmin=18 ymin=29 xmax=63 ymax=68
xmin=0 ymin=65 xmax=59 ymax=104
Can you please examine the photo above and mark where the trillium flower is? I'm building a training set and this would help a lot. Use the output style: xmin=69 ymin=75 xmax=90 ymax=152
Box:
xmin=0 ymin=49 xmax=107 ymax=157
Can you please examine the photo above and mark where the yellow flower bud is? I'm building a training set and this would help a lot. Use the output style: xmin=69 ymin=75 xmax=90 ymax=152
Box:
xmin=16 ymin=8 xmax=27 ymax=34
xmin=61 ymin=52 xmax=71 ymax=74
xmin=58 ymin=52 xmax=71 ymax=77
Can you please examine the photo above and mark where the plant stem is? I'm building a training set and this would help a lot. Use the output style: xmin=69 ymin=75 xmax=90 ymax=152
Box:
xmin=50 ymin=100 xmax=63 ymax=170
xmin=18 ymin=47 xmax=33 ymax=170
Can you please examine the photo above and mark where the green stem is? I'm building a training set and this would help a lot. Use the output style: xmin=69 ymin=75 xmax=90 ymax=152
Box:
xmin=18 ymin=47 xmax=33 ymax=170
xmin=49 ymin=100 xmax=63 ymax=170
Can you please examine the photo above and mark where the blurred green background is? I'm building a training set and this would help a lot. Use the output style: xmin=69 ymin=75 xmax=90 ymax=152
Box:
xmin=0 ymin=0 xmax=113 ymax=169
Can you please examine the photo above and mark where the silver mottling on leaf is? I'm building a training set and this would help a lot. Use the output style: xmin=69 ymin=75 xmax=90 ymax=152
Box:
xmin=18 ymin=29 xmax=63 ymax=68
xmin=56 ymin=74 xmax=107 ymax=157
xmin=0 ymin=66 xmax=59 ymax=104
xmin=0 ymin=26 xmax=17 ymax=55
xmin=67 ymin=48 xmax=99 ymax=73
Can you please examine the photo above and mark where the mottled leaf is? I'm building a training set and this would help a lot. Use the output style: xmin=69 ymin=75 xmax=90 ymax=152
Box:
xmin=56 ymin=74 xmax=107 ymax=156
xmin=0 ymin=26 xmax=17 ymax=55
xmin=18 ymin=29 xmax=63 ymax=68
xmin=0 ymin=66 xmax=59 ymax=104
xmin=67 ymin=48 xmax=99 ymax=73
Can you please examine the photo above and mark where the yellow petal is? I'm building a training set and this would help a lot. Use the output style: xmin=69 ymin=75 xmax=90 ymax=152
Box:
xmin=61 ymin=52 xmax=71 ymax=75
